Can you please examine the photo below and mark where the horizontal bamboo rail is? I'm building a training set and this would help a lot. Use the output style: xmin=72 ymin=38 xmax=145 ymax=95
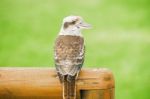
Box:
xmin=0 ymin=68 xmax=115 ymax=99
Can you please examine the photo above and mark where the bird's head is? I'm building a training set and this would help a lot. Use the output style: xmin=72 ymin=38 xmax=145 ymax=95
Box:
xmin=59 ymin=15 xmax=91 ymax=36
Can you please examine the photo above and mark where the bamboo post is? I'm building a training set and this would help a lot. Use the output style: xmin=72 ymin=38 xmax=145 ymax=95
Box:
xmin=0 ymin=68 xmax=115 ymax=99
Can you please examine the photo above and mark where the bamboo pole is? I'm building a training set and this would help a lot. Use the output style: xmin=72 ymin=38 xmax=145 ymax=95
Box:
xmin=0 ymin=68 xmax=115 ymax=99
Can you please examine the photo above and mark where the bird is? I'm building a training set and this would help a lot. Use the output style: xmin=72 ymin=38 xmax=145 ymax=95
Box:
xmin=54 ymin=15 xmax=91 ymax=99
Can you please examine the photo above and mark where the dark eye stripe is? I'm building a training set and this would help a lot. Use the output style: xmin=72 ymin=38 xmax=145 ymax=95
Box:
xmin=64 ymin=22 xmax=69 ymax=29
xmin=71 ymin=21 xmax=76 ymax=24
xmin=63 ymin=20 xmax=77 ymax=29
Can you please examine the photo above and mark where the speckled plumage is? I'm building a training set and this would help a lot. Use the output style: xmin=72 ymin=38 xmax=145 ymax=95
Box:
xmin=54 ymin=35 xmax=84 ymax=76
xmin=54 ymin=15 xmax=90 ymax=99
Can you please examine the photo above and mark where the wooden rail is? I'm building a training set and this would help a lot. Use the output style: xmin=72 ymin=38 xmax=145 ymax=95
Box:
xmin=0 ymin=68 xmax=115 ymax=99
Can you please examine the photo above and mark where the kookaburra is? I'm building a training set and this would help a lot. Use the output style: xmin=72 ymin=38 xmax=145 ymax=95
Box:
xmin=54 ymin=15 xmax=91 ymax=99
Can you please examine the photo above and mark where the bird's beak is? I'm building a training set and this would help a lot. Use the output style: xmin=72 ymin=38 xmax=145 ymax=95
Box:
xmin=79 ymin=22 xmax=92 ymax=29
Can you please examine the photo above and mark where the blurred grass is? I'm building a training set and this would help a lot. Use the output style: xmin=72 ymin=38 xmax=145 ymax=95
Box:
xmin=0 ymin=0 xmax=150 ymax=98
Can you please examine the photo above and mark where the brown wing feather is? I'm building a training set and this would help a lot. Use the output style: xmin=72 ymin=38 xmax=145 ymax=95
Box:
xmin=54 ymin=35 xmax=84 ymax=99
xmin=54 ymin=35 xmax=84 ymax=76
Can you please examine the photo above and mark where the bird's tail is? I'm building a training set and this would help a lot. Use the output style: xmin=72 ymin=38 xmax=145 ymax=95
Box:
xmin=63 ymin=75 xmax=76 ymax=99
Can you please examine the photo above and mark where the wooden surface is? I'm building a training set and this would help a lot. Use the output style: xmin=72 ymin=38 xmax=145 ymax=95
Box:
xmin=81 ymin=89 xmax=114 ymax=99
xmin=0 ymin=68 xmax=115 ymax=99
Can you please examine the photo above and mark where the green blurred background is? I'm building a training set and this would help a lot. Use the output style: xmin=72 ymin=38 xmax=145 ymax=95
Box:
xmin=0 ymin=0 xmax=149 ymax=98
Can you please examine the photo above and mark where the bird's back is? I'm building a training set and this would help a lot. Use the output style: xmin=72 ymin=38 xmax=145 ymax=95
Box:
xmin=54 ymin=35 xmax=84 ymax=76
